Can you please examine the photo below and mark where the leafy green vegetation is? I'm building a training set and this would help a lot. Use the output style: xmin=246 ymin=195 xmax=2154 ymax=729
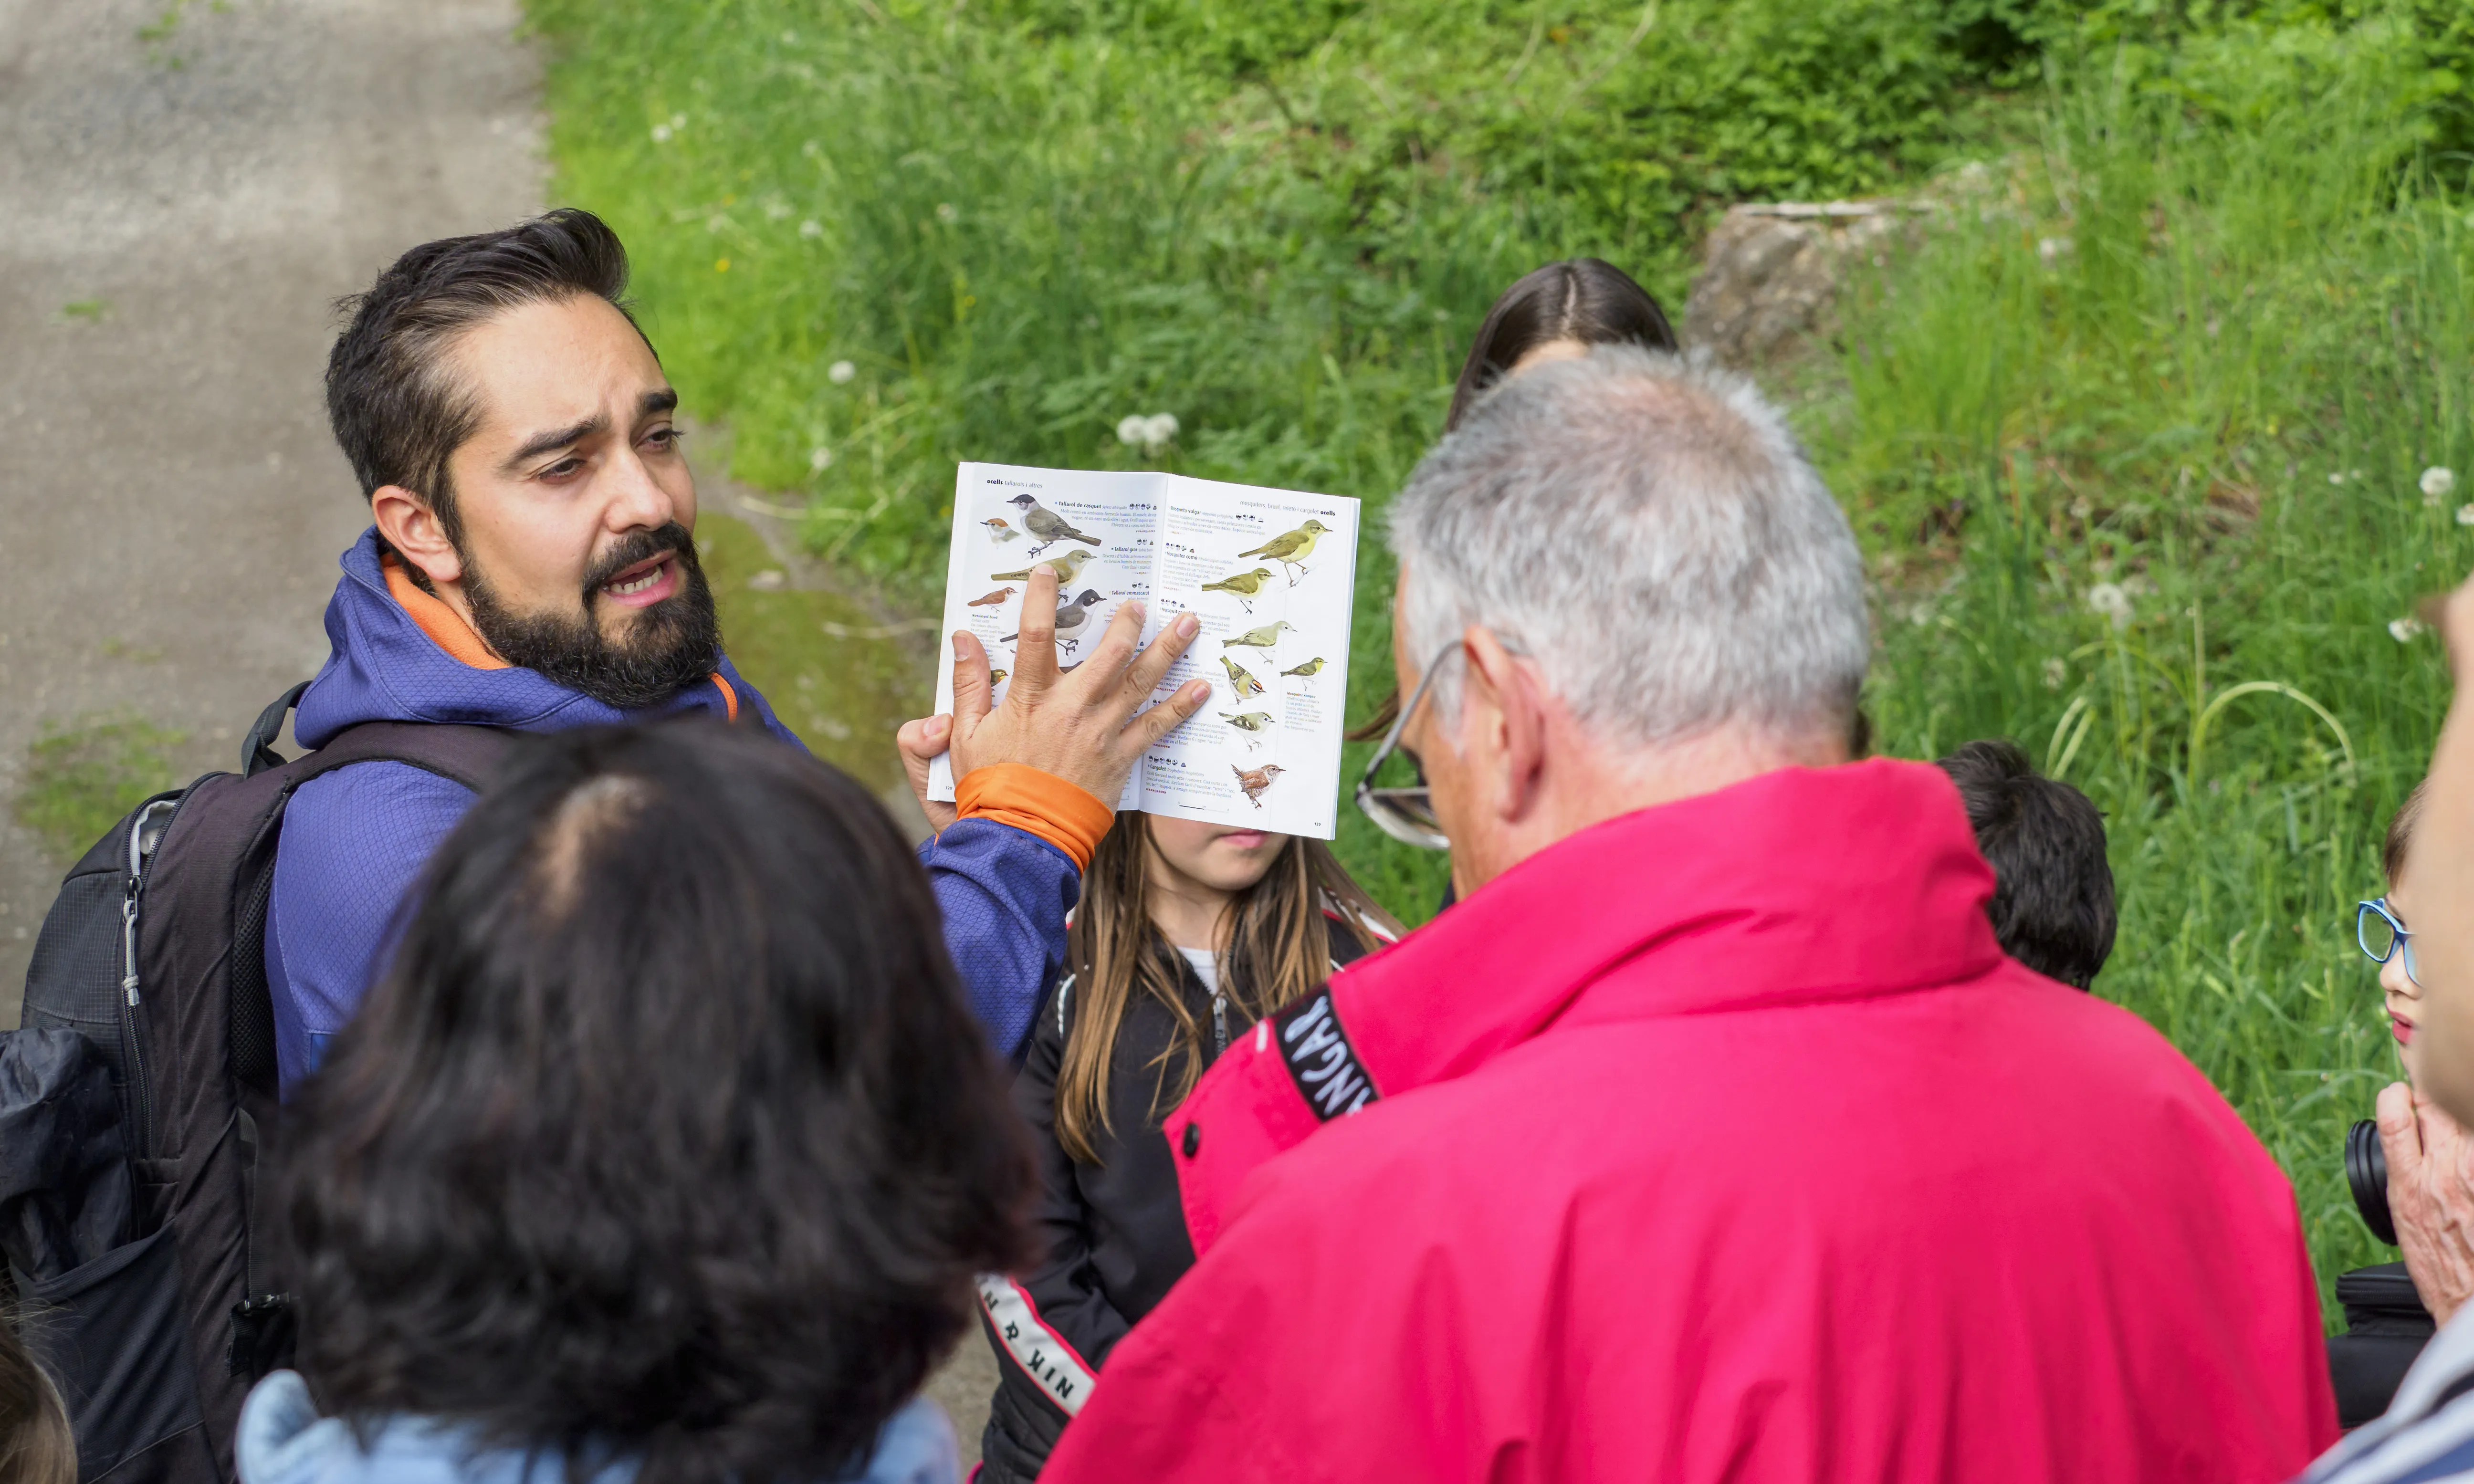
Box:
xmin=15 ymin=720 xmax=186 ymax=863
xmin=530 ymin=0 xmax=2474 ymax=1307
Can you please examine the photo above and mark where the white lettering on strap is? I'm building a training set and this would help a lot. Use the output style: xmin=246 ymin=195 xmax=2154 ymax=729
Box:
xmin=975 ymin=1273 xmax=1099 ymax=1415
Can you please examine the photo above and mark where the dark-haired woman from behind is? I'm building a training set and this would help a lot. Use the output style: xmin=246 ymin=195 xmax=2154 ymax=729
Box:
xmin=974 ymin=814 xmax=1395 ymax=1481
xmin=236 ymin=720 xmax=1030 ymax=1484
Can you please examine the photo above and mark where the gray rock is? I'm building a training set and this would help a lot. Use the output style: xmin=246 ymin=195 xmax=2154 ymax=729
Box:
xmin=1682 ymin=201 xmax=1912 ymax=369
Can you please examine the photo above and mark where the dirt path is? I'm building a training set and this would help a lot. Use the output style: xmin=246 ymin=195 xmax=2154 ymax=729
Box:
xmin=0 ymin=0 xmax=543 ymax=1018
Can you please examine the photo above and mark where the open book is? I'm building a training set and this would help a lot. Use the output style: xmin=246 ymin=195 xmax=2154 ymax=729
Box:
xmin=926 ymin=462 xmax=1361 ymax=838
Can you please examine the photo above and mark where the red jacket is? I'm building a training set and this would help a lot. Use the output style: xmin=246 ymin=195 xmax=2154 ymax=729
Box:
xmin=1044 ymin=761 xmax=2336 ymax=1483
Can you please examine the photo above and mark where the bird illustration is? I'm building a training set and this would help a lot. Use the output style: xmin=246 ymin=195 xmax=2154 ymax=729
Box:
xmin=1219 ymin=711 xmax=1276 ymax=750
xmin=981 ymin=517 xmax=1022 ymax=543
xmin=1220 ymin=656 xmax=1266 ymax=700
xmin=1232 ymin=763 xmax=1287 ymax=808
xmin=1280 ymin=657 xmax=1326 ymax=678
xmin=987 ymin=669 xmax=1009 ymax=688
xmin=1221 ymin=620 xmax=1295 ymax=650
xmin=1237 ymin=519 xmax=1330 ymax=585
xmin=1004 ymin=589 xmax=1105 ymax=654
xmin=966 ymin=586 xmax=1017 ymax=607
xmin=1007 ymin=493 xmax=1103 ymax=556
xmin=1201 ymin=567 xmax=1274 ymax=614
xmin=990 ymin=548 xmax=1095 ymax=585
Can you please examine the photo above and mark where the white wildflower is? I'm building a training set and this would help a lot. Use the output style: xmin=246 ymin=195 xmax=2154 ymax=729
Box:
xmin=935 ymin=203 xmax=959 ymax=224
xmin=809 ymin=446 xmax=833 ymax=472
xmin=1116 ymin=415 xmax=1150 ymax=447
xmin=1143 ymin=412 xmax=1179 ymax=446
xmin=2042 ymin=657 xmax=2068 ymax=690
xmin=2087 ymin=582 xmax=2132 ymax=629
xmin=799 ymin=219 xmax=823 ymax=240
xmin=2036 ymin=236 xmax=2073 ymax=265
xmin=827 ymin=360 xmax=857 ymax=384
xmin=2392 ymin=617 xmax=2429 ymax=643
xmin=650 ymin=123 xmax=672 ymax=144
xmin=2425 ymin=466 xmax=2459 ymax=500
xmin=2457 ymin=503 xmax=2474 ymax=527
xmin=2329 ymin=471 xmax=2347 ymax=486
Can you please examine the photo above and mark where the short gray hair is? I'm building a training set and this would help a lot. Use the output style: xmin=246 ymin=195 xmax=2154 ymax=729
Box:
xmin=1390 ymin=345 xmax=1868 ymax=749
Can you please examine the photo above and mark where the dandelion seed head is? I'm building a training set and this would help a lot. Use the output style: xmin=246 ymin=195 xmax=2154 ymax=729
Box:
xmin=2329 ymin=471 xmax=2347 ymax=486
xmin=1116 ymin=415 xmax=1149 ymax=447
xmin=809 ymin=447 xmax=833 ymax=472
xmin=2042 ymin=657 xmax=2067 ymax=690
xmin=828 ymin=360 xmax=857 ymax=384
xmin=2087 ymin=582 xmax=2132 ymax=629
xmin=1143 ymin=413 xmax=1179 ymax=446
xmin=650 ymin=123 xmax=672 ymax=143
xmin=2392 ymin=617 xmax=2428 ymax=643
xmin=2425 ymin=466 xmax=2459 ymax=500
xmin=671 ymin=113 xmax=687 ymax=129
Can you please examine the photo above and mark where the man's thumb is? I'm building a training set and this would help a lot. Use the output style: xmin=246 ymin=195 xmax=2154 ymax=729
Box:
xmin=2380 ymin=1080 xmax=2427 ymax=1181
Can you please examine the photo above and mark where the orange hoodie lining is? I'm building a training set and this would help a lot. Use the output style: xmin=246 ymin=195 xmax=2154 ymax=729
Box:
xmin=383 ymin=553 xmax=739 ymax=719
xmin=382 ymin=554 xmax=509 ymax=670
xmin=954 ymin=763 xmax=1114 ymax=870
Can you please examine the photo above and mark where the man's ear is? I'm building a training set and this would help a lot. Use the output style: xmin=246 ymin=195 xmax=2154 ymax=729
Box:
xmin=370 ymin=485 xmax=463 ymax=588
xmin=1462 ymin=626 xmax=1548 ymax=824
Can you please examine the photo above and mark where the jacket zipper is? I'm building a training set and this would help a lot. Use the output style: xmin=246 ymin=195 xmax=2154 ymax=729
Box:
xmin=118 ymin=796 xmax=183 ymax=1162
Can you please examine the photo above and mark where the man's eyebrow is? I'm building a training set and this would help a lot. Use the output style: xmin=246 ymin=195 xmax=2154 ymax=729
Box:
xmin=642 ymin=388 xmax=679 ymax=416
xmin=503 ymin=415 xmax=606 ymax=472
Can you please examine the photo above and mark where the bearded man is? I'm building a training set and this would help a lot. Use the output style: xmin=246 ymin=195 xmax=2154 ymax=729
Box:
xmin=271 ymin=210 xmax=1202 ymax=1091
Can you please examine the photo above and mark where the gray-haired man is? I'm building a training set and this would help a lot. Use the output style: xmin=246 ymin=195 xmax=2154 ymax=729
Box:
xmin=1045 ymin=346 xmax=2333 ymax=1483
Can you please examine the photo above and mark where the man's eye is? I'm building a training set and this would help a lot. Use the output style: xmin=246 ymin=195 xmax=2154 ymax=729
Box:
xmin=541 ymin=457 xmax=584 ymax=480
xmin=645 ymin=426 xmax=680 ymax=451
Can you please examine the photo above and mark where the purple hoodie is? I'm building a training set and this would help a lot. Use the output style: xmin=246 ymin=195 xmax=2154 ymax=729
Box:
xmin=267 ymin=530 xmax=1075 ymax=1091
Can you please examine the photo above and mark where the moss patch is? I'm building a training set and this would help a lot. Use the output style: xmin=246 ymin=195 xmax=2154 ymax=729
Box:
xmin=16 ymin=720 xmax=188 ymax=863
xmin=699 ymin=512 xmax=929 ymax=794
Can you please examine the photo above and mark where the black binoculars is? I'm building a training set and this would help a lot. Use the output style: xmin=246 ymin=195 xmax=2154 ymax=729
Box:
xmin=2348 ymin=1118 xmax=2396 ymax=1244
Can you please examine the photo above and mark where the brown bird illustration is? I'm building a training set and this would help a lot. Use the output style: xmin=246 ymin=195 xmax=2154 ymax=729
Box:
xmin=980 ymin=517 xmax=1022 ymax=543
xmin=967 ymin=587 xmax=1017 ymax=607
xmin=1232 ymin=763 xmax=1287 ymax=808
xmin=1007 ymin=493 xmax=1103 ymax=556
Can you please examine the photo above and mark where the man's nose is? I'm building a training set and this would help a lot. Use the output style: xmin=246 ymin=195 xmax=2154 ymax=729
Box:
xmin=602 ymin=443 xmax=677 ymax=533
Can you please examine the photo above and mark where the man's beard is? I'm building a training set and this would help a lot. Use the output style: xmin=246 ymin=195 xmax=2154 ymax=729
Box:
xmin=461 ymin=522 xmax=723 ymax=711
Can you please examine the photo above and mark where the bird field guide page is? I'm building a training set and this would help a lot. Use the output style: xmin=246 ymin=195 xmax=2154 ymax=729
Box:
xmin=925 ymin=461 xmax=1361 ymax=839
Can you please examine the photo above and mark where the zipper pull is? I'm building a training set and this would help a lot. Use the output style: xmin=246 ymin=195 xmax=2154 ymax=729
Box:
xmin=121 ymin=887 xmax=142 ymax=1006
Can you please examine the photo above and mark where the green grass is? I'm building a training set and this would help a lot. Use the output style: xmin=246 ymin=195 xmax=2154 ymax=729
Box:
xmin=528 ymin=0 xmax=2474 ymax=1312
xmin=15 ymin=720 xmax=187 ymax=863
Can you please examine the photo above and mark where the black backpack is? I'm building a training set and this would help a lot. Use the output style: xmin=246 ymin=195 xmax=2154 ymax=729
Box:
xmin=5 ymin=684 xmax=510 ymax=1484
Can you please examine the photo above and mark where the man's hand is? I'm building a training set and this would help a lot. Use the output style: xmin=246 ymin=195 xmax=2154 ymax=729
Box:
xmin=896 ymin=566 xmax=1210 ymax=823
xmin=2379 ymin=1080 xmax=2474 ymax=1326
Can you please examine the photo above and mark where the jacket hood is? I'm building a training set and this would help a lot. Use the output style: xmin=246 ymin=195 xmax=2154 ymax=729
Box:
xmin=294 ymin=529 xmax=763 ymax=748
xmin=1341 ymin=757 xmax=2005 ymax=1091
xmin=1169 ymin=758 xmax=2008 ymax=1254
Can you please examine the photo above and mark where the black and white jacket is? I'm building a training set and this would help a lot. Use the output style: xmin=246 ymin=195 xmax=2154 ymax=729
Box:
xmin=975 ymin=913 xmax=1384 ymax=1482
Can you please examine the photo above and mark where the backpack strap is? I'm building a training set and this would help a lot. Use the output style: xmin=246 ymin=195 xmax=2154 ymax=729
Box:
xmin=224 ymin=714 xmax=518 ymax=1098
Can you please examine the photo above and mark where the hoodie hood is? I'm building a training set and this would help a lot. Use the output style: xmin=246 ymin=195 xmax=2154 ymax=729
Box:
xmin=296 ymin=529 xmax=776 ymax=748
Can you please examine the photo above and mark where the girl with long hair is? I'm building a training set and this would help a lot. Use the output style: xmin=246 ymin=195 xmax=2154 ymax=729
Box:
xmin=974 ymin=814 xmax=1395 ymax=1480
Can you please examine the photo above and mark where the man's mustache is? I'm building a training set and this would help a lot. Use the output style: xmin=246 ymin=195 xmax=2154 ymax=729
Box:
xmin=581 ymin=523 xmax=697 ymax=602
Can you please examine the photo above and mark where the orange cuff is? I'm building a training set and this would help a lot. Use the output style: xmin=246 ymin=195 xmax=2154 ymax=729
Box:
xmin=954 ymin=763 xmax=1115 ymax=870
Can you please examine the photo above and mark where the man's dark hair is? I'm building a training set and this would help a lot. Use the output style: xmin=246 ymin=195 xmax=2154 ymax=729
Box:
xmin=1935 ymin=738 xmax=2117 ymax=990
xmin=325 ymin=208 xmax=639 ymax=539
xmin=280 ymin=720 xmax=1030 ymax=1484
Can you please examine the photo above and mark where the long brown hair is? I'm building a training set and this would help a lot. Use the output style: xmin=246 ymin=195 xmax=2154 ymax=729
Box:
xmin=0 ymin=1311 xmax=76 ymax=1484
xmin=1055 ymin=813 xmax=1397 ymax=1164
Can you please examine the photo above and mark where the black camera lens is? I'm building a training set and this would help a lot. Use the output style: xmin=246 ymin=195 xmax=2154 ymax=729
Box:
xmin=2348 ymin=1118 xmax=2397 ymax=1245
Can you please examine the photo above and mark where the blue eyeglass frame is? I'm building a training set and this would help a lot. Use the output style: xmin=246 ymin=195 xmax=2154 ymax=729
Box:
xmin=2358 ymin=897 xmax=2421 ymax=987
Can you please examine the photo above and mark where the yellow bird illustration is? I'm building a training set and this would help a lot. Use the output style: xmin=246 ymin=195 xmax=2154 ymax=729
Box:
xmin=1237 ymin=519 xmax=1329 ymax=585
xmin=1202 ymin=567 xmax=1275 ymax=614
xmin=1221 ymin=620 xmax=1295 ymax=650
xmin=990 ymin=549 xmax=1094 ymax=584
xmin=1280 ymin=657 xmax=1325 ymax=678
xmin=1221 ymin=656 xmax=1266 ymax=699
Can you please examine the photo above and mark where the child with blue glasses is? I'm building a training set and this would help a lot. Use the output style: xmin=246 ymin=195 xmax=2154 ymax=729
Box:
xmin=2364 ymin=783 xmax=2430 ymax=1079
